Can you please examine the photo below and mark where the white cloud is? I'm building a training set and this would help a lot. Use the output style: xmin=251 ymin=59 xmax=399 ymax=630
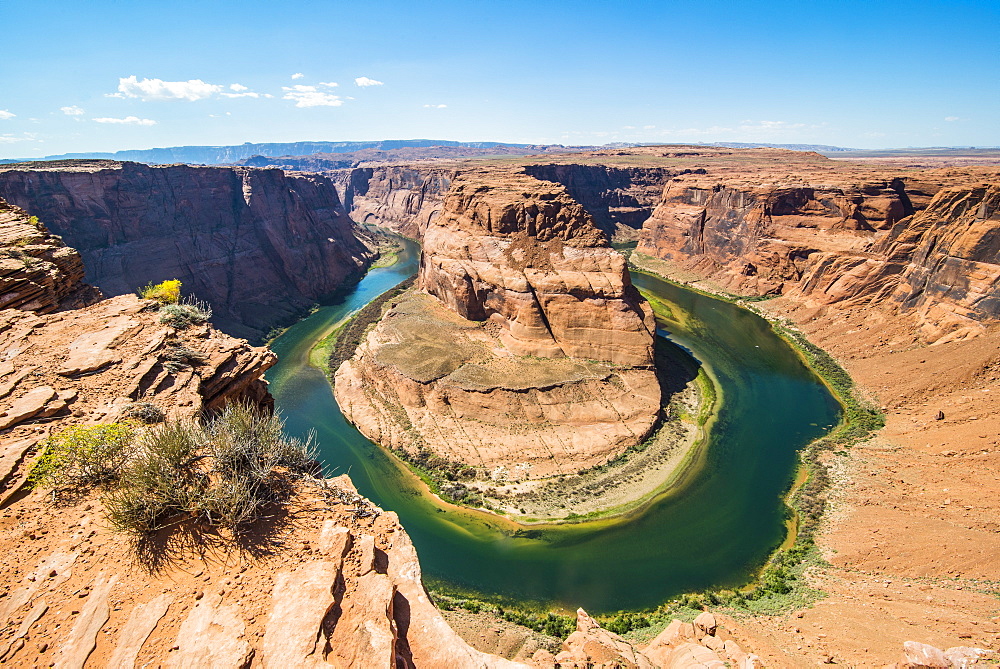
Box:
xmin=0 ymin=110 xmax=15 ymax=120
xmin=354 ymin=76 xmax=383 ymax=87
xmin=291 ymin=73 xmax=305 ymax=80
xmin=318 ymin=81 xmax=339 ymax=88
xmin=281 ymin=85 xmax=343 ymax=108
xmin=93 ymin=116 xmax=157 ymax=126
xmin=230 ymin=83 xmax=248 ymax=92
xmin=60 ymin=106 xmax=85 ymax=116
xmin=423 ymin=104 xmax=447 ymax=108
xmin=116 ymin=76 xmax=222 ymax=101
xmin=944 ymin=116 xmax=960 ymax=122
xmin=222 ymin=91 xmax=260 ymax=98
xmin=0 ymin=133 xmax=35 ymax=143
xmin=643 ymin=124 xmax=656 ymax=130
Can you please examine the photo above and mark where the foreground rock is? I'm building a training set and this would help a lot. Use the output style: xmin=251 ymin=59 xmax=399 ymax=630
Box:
xmin=336 ymin=170 xmax=660 ymax=482
xmin=0 ymin=161 xmax=373 ymax=340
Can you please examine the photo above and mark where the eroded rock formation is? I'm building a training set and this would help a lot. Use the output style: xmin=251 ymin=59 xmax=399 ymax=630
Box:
xmin=0 ymin=161 xmax=373 ymax=340
xmin=334 ymin=165 xmax=455 ymax=238
xmin=788 ymin=183 xmax=1000 ymax=343
xmin=0 ymin=198 xmax=98 ymax=313
xmin=336 ymin=170 xmax=660 ymax=480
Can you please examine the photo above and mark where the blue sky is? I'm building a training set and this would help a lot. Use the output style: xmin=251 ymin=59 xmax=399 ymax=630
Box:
xmin=2 ymin=0 xmax=998 ymax=157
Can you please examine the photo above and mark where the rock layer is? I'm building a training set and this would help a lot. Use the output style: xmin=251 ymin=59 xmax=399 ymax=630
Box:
xmin=420 ymin=170 xmax=656 ymax=367
xmin=0 ymin=161 xmax=373 ymax=340
xmin=336 ymin=169 xmax=660 ymax=480
xmin=334 ymin=165 xmax=455 ymax=238
xmin=788 ymin=183 xmax=1000 ymax=343
xmin=0 ymin=198 xmax=98 ymax=313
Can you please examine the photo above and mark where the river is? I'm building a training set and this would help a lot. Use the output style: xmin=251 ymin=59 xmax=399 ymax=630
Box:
xmin=265 ymin=238 xmax=841 ymax=613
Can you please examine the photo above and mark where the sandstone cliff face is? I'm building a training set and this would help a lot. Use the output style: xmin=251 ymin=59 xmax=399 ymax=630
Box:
xmin=336 ymin=170 xmax=660 ymax=480
xmin=636 ymin=176 xmax=914 ymax=296
xmin=0 ymin=198 xmax=98 ymax=313
xmin=0 ymin=161 xmax=373 ymax=341
xmin=788 ymin=183 xmax=1000 ymax=343
xmin=332 ymin=165 xmax=454 ymax=238
xmin=522 ymin=163 xmax=673 ymax=238
xmin=421 ymin=170 xmax=656 ymax=367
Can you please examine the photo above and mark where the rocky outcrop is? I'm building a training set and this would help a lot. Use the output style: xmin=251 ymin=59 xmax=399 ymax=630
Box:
xmin=0 ymin=198 xmax=98 ymax=313
xmin=523 ymin=163 xmax=673 ymax=238
xmin=421 ymin=170 xmax=656 ymax=366
xmin=0 ymin=161 xmax=373 ymax=341
xmin=332 ymin=165 xmax=455 ymax=238
xmin=636 ymin=176 xmax=915 ymax=296
xmin=335 ymin=170 xmax=660 ymax=480
xmin=787 ymin=184 xmax=1000 ymax=343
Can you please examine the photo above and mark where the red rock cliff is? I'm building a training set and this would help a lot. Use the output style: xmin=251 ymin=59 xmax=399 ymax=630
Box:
xmin=0 ymin=161 xmax=373 ymax=340
xmin=420 ymin=169 xmax=656 ymax=367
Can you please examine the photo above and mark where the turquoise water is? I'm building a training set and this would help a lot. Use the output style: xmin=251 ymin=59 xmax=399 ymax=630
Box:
xmin=266 ymin=240 xmax=840 ymax=613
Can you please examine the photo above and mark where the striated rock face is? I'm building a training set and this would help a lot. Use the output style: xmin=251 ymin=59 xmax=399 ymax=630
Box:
xmin=421 ymin=170 xmax=656 ymax=366
xmin=522 ymin=163 xmax=673 ymax=238
xmin=0 ymin=198 xmax=98 ymax=313
xmin=333 ymin=165 xmax=455 ymax=238
xmin=336 ymin=170 xmax=660 ymax=480
xmin=787 ymin=184 xmax=1000 ymax=343
xmin=636 ymin=176 xmax=914 ymax=296
xmin=0 ymin=161 xmax=372 ymax=340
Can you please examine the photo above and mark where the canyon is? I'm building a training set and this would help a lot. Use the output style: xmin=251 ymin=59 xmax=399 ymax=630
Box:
xmin=0 ymin=145 xmax=996 ymax=666
xmin=0 ymin=161 xmax=373 ymax=341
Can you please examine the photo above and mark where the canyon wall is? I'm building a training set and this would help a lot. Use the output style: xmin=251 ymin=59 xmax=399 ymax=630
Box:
xmin=0 ymin=161 xmax=373 ymax=341
xmin=522 ymin=163 xmax=673 ymax=237
xmin=787 ymin=183 xmax=1000 ymax=342
xmin=332 ymin=165 xmax=455 ymax=238
xmin=335 ymin=169 xmax=661 ymax=480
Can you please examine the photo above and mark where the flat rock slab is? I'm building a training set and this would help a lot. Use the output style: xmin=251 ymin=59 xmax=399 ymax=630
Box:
xmin=261 ymin=560 xmax=338 ymax=667
xmin=326 ymin=570 xmax=397 ymax=668
xmin=1 ymin=598 xmax=47 ymax=661
xmin=169 ymin=592 xmax=252 ymax=668
xmin=59 ymin=317 xmax=142 ymax=376
xmin=54 ymin=573 xmax=117 ymax=669
xmin=0 ymin=437 xmax=38 ymax=482
xmin=107 ymin=593 xmax=172 ymax=669
xmin=0 ymin=385 xmax=56 ymax=430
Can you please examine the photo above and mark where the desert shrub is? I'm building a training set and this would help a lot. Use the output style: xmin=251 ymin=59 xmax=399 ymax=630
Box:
xmin=159 ymin=299 xmax=212 ymax=329
xmin=162 ymin=344 xmax=207 ymax=372
xmin=123 ymin=402 xmax=166 ymax=424
xmin=139 ymin=279 xmax=182 ymax=305
xmin=29 ymin=423 xmax=136 ymax=492
xmin=103 ymin=403 xmax=317 ymax=536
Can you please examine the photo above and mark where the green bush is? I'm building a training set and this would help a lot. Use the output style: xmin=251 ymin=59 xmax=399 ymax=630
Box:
xmin=29 ymin=423 xmax=136 ymax=492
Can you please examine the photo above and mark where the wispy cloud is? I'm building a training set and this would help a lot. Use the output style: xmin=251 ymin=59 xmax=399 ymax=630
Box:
xmin=60 ymin=106 xmax=85 ymax=116
xmin=0 ymin=133 xmax=36 ymax=143
xmin=113 ymin=76 xmax=222 ymax=101
xmin=291 ymin=73 xmax=305 ymax=80
xmin=423 ymin=103 xmax=447 ymax=108
xmin=281 ymin=85 xmax=343 ymax=108
xmin=93 ymin=116 xmax=157 ymax=126
xmin=0 ymin=110 xmax=15 ymax=120
xmin=354 ymin=76 xmax=383 ymax=87
xmin=318 ymin=82 xmax=339 ymax=88
xmin=944 ymin=116 xmax=960 ymax=122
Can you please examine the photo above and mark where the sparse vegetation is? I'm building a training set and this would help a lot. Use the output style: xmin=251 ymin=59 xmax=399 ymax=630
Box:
xmin=323 ymin=277 xmax=414 ymax=377
xmin=139 ymin=279 xmax=182 ymax=305
xmin=123 ymin=401 xmax=166 ymax=424
xmin=162 ymin=343 xmax=207 ymax=372
xmin=31 ymin=404 xmax=317 ymax=543
xmin=29 ymin=422 xmax=137 ymax=493
xmin=158 ymin=298 xmax=212 ymax=329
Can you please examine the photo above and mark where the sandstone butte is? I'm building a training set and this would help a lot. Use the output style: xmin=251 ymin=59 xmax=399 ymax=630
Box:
xmin=335 ymin=169 xmax=662 ymax=483
xmin=0 ymin=144 xmax=998 ymax=666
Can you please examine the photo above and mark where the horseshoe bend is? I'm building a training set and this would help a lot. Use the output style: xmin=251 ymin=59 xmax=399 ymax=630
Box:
xmin=0 ymin=140 xmax=997 ymax=666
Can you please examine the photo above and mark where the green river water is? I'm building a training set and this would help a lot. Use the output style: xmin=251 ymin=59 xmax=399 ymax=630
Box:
xmin=265 ymin=239 xmax=841 ymax=613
